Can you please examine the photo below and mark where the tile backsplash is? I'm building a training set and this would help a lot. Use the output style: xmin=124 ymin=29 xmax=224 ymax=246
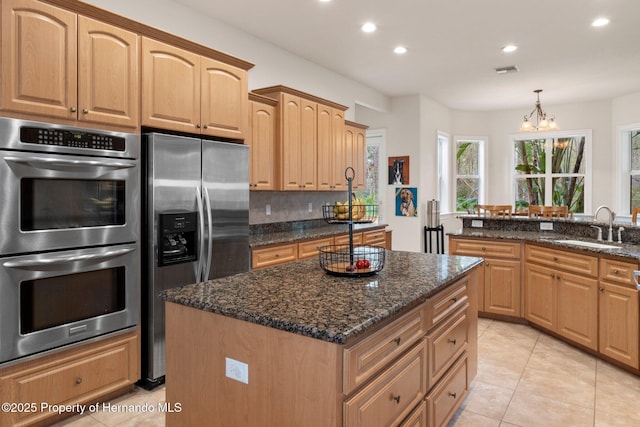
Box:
xmin=250 ymin=191 xmax=349 ymax=224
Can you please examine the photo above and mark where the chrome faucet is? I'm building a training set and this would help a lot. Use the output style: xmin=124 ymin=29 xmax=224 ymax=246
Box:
xmin=594 ymin=205 xmax=615 ymax=242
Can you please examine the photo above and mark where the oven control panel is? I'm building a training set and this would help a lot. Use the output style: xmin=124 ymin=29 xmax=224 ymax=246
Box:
xmin=20 ymin=126 xmax=125 ymax=151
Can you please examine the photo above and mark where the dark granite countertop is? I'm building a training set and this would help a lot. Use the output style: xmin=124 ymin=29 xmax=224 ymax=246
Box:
xmin=250 ymin=223 xmax=387 ymax=247
xmin=161 ymin=250 xmax=482 ymax=345
xmin=449 ymin=229 xmax=640 ymax=261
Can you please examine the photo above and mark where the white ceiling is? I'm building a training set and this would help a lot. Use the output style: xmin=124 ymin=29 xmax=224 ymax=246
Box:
xmin=175 ymin=0 xmax=640 ymax=112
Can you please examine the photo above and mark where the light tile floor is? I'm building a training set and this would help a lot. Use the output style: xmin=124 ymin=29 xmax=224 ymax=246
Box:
xmin=53 ymin=318 xmax=640 ymax=427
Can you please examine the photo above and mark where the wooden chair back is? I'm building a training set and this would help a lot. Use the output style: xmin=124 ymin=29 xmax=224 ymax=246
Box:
xmin=477 ymin=204 xmax=512 ymax=218
xmin=528 ymin=205 xmax=570 ymax=218
xmin=632 ymin=207 xmax=640 ymax=223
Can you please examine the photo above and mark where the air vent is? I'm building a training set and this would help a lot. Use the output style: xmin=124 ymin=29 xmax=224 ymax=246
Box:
xmin=495 ymin=65 xmax=519 ymax=75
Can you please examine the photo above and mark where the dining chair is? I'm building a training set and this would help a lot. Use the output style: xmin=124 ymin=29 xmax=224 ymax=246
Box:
xmin=632 ymin=207 xmax=640 ymax=223
xmin=477 ymin=204 xmax=512 ymax=218
xmin=528 ymin=205 xmax=570 ymax=219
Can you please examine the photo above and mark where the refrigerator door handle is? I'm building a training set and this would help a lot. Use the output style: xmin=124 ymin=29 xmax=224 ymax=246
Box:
xmin=195 ymin=185 xmax=206 ymax=281
xmin=203 ymin=187 xmax=214 ymax=280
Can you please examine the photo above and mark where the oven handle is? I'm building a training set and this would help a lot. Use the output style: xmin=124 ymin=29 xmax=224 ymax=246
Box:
xmin=195 ymin=185 xmax=206 ymax=282
xmin=4 ymin=156 xmax=136 ymax=171
xmin=3 ymin=247 xmax=135 ymax=269
xmin=203 ymin=187 xmax=213 ymax=281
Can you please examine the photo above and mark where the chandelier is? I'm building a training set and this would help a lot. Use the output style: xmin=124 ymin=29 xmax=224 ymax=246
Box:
xmin=519 ymin=89 xmax=559 ymax=132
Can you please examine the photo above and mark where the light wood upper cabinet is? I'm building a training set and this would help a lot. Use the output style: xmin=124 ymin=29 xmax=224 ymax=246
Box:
xmin=142 ymin=37 xmax=247 ymax=139
xmin=345 ymin=121 xmax=368 ymax=190
xmin=300 ymin=98 xmax=318 ymax=190
xmin=1 ymin=0 xmax=138 ymax=129
xmin=248 ymin=94 xmax=277 ymax=190
xmin=317 ymin=105 xmax=346 ymax=191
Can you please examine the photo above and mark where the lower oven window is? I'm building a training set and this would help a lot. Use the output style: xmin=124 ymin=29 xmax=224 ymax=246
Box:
xmin=20 ymin=268 xmax=126 ymax=334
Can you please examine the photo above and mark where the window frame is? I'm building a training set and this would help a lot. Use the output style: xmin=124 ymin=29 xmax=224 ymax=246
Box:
xmin=617 ymin=122 xmax=640 ymax=216
xmin=437 ymin=131 xmax=451 ymax=213
xmin=510 ymin=129 xmax=592 ymax=214
xmin=364 ymin=128 xmax=387 ymax=222
xmin=453 ymin=135 xmax=487 ymax=213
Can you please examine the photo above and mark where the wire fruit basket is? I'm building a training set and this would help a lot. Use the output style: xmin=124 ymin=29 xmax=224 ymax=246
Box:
xmin=318 ymin=244 xmax=385 ymax=277
xmin=322 ymin=202 xmax=378 ymax=224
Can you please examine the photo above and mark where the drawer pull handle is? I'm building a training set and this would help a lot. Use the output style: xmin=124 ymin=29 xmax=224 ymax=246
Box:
xmin=449 ymin=338 xmax=457 ymax=345
xmin=613 ymin=269 xmax=619 ymax=274
xmin=75 ymin=377 xmax=82 ymax=385
xmin=553 ymin=257 xmax=559 ymax=262
xmin=391 ymin=394 xmax=401 ymax=404
xmin=481 ymin=247 xmax=486 ymax=251
xmin=451 ymin=297 xmax=458 ymax=303
xmin=392 ymin=337 xmax=401 ymax=346
xmin=448 ymin=392 xmax=457 ymax=399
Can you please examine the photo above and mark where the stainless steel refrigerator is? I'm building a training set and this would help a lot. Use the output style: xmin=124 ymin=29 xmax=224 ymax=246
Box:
xmin=141 ymin=132 xmax=250 ymax=387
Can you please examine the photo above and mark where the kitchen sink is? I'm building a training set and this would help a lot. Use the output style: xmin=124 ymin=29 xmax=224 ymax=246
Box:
xmin=554 ymin=239 xmax=620 ymax=250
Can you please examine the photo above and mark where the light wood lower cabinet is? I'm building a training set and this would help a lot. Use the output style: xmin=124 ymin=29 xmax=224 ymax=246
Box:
xmin=165 ymin=268 xmax=480 ymax=427
xmin=449 ymin=237 xmax=521 ymax=317
xmin=0 ymin=329 xmax=139 ymax=427
xmin=251 ymin=243 xmax=297 ymax=269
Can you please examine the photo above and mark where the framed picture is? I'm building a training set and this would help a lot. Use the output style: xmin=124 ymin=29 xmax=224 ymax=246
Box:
xmin=388 ymin=156 xmax=410 ymax=185
xmin=395 ymin=187 xmax=418 ymax=217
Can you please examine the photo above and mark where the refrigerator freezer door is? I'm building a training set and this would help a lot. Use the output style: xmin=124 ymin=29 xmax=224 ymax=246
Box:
xmin=144 ymin=133 xmax=202 ymax=383
xmin=202 ymin=141 xmax=250 ymax=279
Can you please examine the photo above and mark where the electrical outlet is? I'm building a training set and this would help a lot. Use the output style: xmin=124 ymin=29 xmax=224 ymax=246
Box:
xmin=471 ymin=220 xmax=483 ymax=228
xmin=540 ymin=222 xmax=554 ymax=231
xmin=225 ymin=357 xmax=249 ymax=384
xmin=308 ymin=202 xmax=313 ymax=212
xmin=266 ymin=204 xmax=271 ymax=216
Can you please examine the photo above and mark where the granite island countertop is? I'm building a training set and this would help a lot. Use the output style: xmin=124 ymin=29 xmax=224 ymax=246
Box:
xmin=161 ymin=250 xmax=482 ymax=345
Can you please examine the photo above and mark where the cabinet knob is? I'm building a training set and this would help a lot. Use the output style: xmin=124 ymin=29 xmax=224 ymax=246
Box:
xmin=599 ymin=287 xmax=604 ymax=292
xmin=613 ymin=269 xmax=619 ymax=274
xmin=485 ymin=262 xmax=490 ymax=267
xmin=481 ymin=247 xmax=486 ymax=251
xmin=392 ymin=337 xmax=401 ymax=346
xmin=82 ymin=108 xmax=88 ymax=114
xmin=391 ymin=395 xmax=401 ymax=404
xmin=553 ymin=257 xmax=559 ymax=262
xmin=203 ymin=125 xmax=208 ymax=129
xmin=448 ymin=392 xmax=457 ymax=399
xmin=70 ymin=106 xmax=77 ymax=113
xmin=449 ymin=338 xmax=457 ymax=345
xmin=196 ymin=124 xmax=201 ymax=129
xmin=75 ymin=377 xmax=82 ymax=385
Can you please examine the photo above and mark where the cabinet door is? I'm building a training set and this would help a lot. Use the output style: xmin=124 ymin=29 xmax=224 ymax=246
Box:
xmin=556 ymin=271 xmax=598 ymax=350
xmin=300 ymin=99 xmax=317 ymax=190
xmin=524 ymin=263 xmax=556 ymax=330
xmin=316 ymin=104 xmax=333 ymax=190
xmin=1 ymin=0 xmax=77 ymax=119
xmin=78 ymin=16 xmax=138 ymax=128
xmin=248 ymin=100 xmax=277 ymax=190
xmin=332 ymin=108 xmax=346 ymax=191
xmin=280 ymin=93 xmax=302 ymax=190
xmin=353 ymin=126 xmax=366 ymax=190
xmin=201 ymin=57 xmax=247 ymax=139
xmin=484 ymin=259 xmax=521 ymax=317
xmin=599 ymin=282 xmax=639 ymax=369
xmin=141 ymin=37 xmax=200 ymax=133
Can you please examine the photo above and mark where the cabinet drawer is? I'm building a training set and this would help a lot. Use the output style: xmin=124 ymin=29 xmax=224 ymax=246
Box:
xmin=298 ymin=237 xmax=333 ymax=260
xmin=426 ymin=354 xmax=468 ymax=427
xmin=344 ymin=305 xmax=427 ymax=395
xmin=0 ymin=331 xmax=138 ymax=426
xmin=344 ymin=341 xmax=427 ymax=427
xmin=251 ymin=244 xmax=297 ymax=269
xmin=425 ymin=277 xmax=468 ymax=330
xmin=335 ymin=232 xmax=363 ymax=245
xmin=362 ymin=229 xmax=386 ymax=246
xmin=449 ymin=238 xmax=520 ymax=259
xmin=600 ymin=258 xmax=638 ymax=287
xmin=525 ymin=244 xmax=598 ymax=277
xmin=426 ymin=306 xmax=468 ymax=389
xmin=400 ymin=400 xmax=427 ymax=427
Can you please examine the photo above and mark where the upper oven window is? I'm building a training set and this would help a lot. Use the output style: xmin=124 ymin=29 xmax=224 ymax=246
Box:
xmin=21 ymin=179 xmax=125 ymax=230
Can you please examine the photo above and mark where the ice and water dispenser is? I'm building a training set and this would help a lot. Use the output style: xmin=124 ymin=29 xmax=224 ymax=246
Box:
xmin=157 ymin=212 xmax=198 ymax=266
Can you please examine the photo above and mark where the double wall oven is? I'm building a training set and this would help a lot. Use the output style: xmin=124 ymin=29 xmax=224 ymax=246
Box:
xmin=0 ymin=118 xmax=140 ymax=365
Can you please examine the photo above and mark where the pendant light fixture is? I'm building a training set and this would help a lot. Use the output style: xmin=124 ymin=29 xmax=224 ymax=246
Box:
xmin=519 ymin=89 xmax=559 ymax=132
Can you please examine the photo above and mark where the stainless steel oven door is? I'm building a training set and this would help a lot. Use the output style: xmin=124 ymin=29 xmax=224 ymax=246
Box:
xmin=0 ymin=243 xmax=139 ymax=364
xmin=0 ymin=149 xmax=139 ymax=254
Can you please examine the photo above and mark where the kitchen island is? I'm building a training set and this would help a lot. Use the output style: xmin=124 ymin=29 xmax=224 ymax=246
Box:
xmin=161 ymin=250 xmax=482 ymax=426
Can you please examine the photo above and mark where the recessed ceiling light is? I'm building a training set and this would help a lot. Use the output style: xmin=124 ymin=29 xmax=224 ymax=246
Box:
xmin=502 ymin=44 xmax=518 ymax=53
xmin=591 ymin=17 xmax=610 ymax=27
xmin=361 ymin=22 xmax=377 ymax=33
xmin=394 ymin=46 xmax=407 ymax=54
xmin=318 ymin=0 xmax=332 ymax=3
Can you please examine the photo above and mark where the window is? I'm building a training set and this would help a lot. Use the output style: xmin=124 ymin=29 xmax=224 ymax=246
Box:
xmin=357 ymin=129 xmax=386 ymax=221
xmin=455 ymin=137 xmax=485 ymax=212
xmin=512 ymin=131 xmax=591 ymax=213
xmin=619 ymin=124 xmax=640 ymax=213
xmin=437 ymin=131 xmax=451 ymax=212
